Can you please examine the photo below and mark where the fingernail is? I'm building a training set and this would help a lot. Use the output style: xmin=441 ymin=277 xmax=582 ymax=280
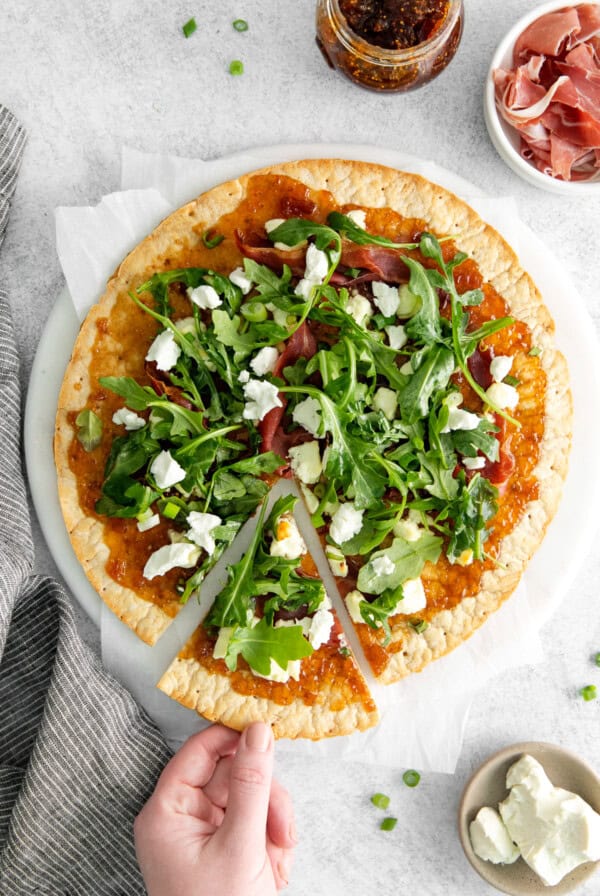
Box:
xmin=277 ymin=856 xmax=292 ymax=887
xmin=245 ymin=722 xmax=273 ymax=752
xmin=289 ymin=818 xmax=298 ymax=844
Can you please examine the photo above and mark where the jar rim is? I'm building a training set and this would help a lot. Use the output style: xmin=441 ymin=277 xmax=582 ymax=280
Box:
xmin=324 ymin=0 xmax=463 ymax=65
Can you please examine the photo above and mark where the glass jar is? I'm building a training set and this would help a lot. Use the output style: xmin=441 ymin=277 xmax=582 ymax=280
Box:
xmin=316 ymin=0 xmax=464 ymax=93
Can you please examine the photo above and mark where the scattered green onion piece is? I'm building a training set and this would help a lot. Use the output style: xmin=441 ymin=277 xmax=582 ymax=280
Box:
xmin=595 ymin=652 xmax=600 ymax=668
xmin=528 ymin=346 xmax=541 ymax=357
xmin=182 ymin=18 xmax=197 ymax=38
xmin=339 ymin=646 xmax=350 ymax=658
xmin=232 ymin=18 xmax=249 ymax=31
xmin=371 ymin=793 xmax=390 ymax=810
xmin=202 ymin=229 xmax=224 ymax=249
xmin=163 ymin=501 xmax=180 ymax=520
xmin=241 ymin=302 xmax=267 ymax=323
xmin=409 ymin=620 xmax=428 ymax=634
xmin=403 ymin=769 xmax=421 ymax=788
xmin=380 ymin=817 xmax=397 ymax=831
xmin=504 ymin=375 xmax=521 ymax=387
xmin=580 ymin=685 xmax=597 ymax=701
xmin=229 ymin=59 xmax=244 ymax=75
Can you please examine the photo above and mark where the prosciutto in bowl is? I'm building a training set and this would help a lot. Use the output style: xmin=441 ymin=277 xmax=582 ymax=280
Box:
xmin=485 ymin=2 xmax=600 ymax=191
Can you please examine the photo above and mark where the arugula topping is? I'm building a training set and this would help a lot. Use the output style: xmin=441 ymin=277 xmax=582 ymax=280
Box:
xmin=87 ymin=205 xmax=517 ymax=641
xmin=205 ymin=495 xmax=326 ymax=677
xmin=76 ymin=409 xmax=102 ymax=452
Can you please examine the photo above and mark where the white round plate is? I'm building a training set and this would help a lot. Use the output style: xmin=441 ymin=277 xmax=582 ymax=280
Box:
xmin=24 ymin=143 xmax=600 ymax=635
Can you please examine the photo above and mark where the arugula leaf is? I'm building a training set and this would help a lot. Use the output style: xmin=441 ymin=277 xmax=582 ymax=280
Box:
xmin=359 ymin=591 xmax=402 ymax=641
xmin=326 ymin=212 xmax=419 ymax=250
xmin=96 ymin=482 xmax=158 ymax=519
xmin=357 ymin=533 xmax=442 ymax=596
xmin=212 ymin=309 xmax=288 ymax=353
xmin=399 ymin=345 xmax=455 ymax=424
xmin=224 ymin=616 xmax=313 ymax=675
xmin=268 ymin=218 xmax=340 ymax=256
xmin=205 ymin=501 xmax=268 ymax=628
xmin=403 ymin=257 xmax=442 ymax=345
xmin=441 ymin=472 xmax=498 ymax=562
xmin=76 ymin=409 xmax=103 ymax=451
xmin=137 ymin=267 xmax=241 ymax=315
xmin=451 ymin=418 xmax=499 ymax=462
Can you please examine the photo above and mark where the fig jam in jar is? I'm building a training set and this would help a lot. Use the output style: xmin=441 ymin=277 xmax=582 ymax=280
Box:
xmin=316 ymin=0 xmax=464 ymax=92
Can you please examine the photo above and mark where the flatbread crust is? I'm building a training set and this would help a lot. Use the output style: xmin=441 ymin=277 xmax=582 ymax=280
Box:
xmin=157 ymin=657 xmax=378 ymax=740
xmin=55 ymin=158 xmax=571 ymax=725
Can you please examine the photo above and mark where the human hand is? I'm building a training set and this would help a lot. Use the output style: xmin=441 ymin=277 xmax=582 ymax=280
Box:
xmin=134 ymin=722 xmax=296 ymax=896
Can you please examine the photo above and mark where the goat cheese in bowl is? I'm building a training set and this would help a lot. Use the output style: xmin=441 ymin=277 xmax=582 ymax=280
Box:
xmin=458 ymin=742 xmax=600 ymax=894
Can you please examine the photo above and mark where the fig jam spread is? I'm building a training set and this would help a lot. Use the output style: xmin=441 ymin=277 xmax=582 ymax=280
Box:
xmin=338 ymin=0 xmax=450 ymax=51
xmin=316 ymin=0 xmax=463 ymax=92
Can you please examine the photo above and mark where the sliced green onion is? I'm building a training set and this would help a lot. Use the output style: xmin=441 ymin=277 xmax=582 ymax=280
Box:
xmin=403 ymin=769 xmax=421 ymax=787
xmin=202 ymin=229 xmax=224 ymax=249
xmin=380 ymin=817 xmax=397 ymax=831
xmin=338 ymin=646 xmax=350 ymax=658
xmin=162 ymin=501 xmax=180 ymax=520
xmin=409 ymin=620 xmax=428 ymax=634
xmin=580 ymin=685 xmax=597 ymax=701
xmin=182 ymin=18 xmax=197 ymax=38
xmin=232 ymin=18 xmax=249 ymax=31
xmin=504 ymin=375 xmax=521 ymax=387
xmin=229 ymin=59 xmax=244 ymax=75
xmin=370 ymin=793 xmax=390 ymax=810
xmin=528 ymin=346 xmax=541 ymax=357
xmin=595 ymin=652 xmax=600 ymax=668
xmin=241 ymin=301 xmax=267 ymax=322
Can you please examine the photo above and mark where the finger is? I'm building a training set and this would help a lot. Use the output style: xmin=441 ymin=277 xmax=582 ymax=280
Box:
xmin=202 ymin=754 xmax=234 ymax=808
xmin=153 ymin=725 xmax=240 ymax=801
xmin=215 ymin=722 xmax=274 ymax=860
xmin=267 ymin=842 xmax=295 ymax=890
xmin=267 ymin=778 xmax=297 ymax=848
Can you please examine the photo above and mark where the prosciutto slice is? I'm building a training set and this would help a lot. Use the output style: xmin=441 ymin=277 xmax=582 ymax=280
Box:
xmin=236 ymin=230 xmax=410 ymax=283
xmin=258 ymin=322 xmax=318 ymax=467
xmin=494 ymin=3 xmax=600 ymax=181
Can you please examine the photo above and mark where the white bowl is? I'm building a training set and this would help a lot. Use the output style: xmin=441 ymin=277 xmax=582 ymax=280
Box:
xmin=484 ymin=1 xmax=600 ymax=195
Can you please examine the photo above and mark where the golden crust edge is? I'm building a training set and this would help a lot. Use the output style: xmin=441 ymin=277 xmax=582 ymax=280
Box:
xmin=157 ymin=657 xmax=379 ymax=740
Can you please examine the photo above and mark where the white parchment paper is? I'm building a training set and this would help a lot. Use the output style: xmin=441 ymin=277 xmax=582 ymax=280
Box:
xmin=55 ymin=145 xmax=545 ymax=772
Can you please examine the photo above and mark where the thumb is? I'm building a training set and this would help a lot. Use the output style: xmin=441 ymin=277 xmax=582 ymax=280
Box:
xmin=217 ymin=722 xmax=274 ymax=858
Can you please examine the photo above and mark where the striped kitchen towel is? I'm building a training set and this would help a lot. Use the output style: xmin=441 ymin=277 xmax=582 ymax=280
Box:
xmin=0 ymin=106 xmax=170 ymax=895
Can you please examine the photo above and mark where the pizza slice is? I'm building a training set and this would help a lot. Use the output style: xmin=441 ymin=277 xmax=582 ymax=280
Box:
xmin=157 ymin=495 xmax=379 ymax=739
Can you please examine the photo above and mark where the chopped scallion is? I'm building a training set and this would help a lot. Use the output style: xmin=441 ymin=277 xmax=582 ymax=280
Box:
xmin=595 ymin=652 xmax=600 ymax=668
xmin=163 ymin=501 xmax=180 ymax=520
xmin=409 ymin=620 xmax=428 ymax=634
xmin=182 ymin=18 xmax=197 ymax=38
xmin=380 ymin=817 xmax=397 ymax=831
xmin=580 ymin=684 xmax=597 ymax=701
xmin=371 ymin=793 xmax=390 ymax=810
xmin=528 ymin=346 xmax=541 ymax=357
xmin=202 ymin=229 xmax=224 ymax=249
xmin=403 ymin=769 xmax=420 ymax=787
xmin=232 ymin=18 xmax=249 ymax=31
xmin=241 ymin=302 xmax=267 ymax=323
xmin=229 ymin=59 xmax=244 ymax=75
xmin=504 ymin=375 xmax=520 ymax=387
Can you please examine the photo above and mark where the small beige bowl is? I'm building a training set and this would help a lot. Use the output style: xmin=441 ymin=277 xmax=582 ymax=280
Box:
xmin=484 ymin=1 xmax=600 ymax=195
xmin=458 ymin=742 xmax=600 ymax=895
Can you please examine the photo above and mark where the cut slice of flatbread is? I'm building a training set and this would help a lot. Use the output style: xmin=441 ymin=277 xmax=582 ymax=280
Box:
xmin=158 ymin=496 xmax=378 ymax=739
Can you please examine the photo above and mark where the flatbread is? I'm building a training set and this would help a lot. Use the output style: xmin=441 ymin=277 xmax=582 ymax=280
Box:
xmin=55 ymin=159 xmax=571 ymax=731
